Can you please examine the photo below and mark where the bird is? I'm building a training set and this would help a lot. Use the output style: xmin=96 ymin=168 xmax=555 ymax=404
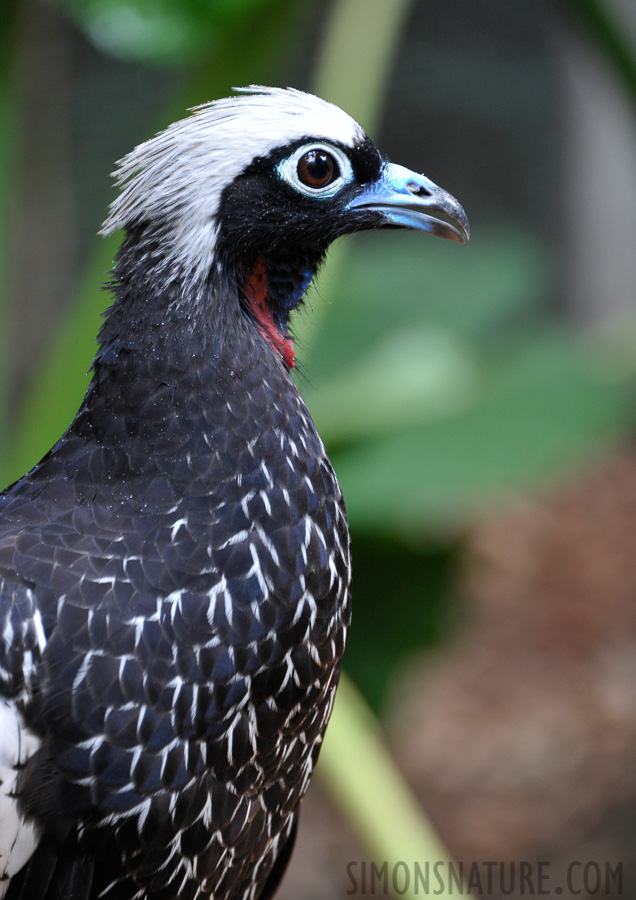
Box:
xmin=0 ymin=86 xmax=468 ymax=900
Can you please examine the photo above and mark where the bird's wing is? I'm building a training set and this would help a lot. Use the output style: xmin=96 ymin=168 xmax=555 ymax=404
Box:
xmin=0 ymin=559 xmax=48 ymax=898
xmin=0 ymin=505 xmax=324 ymax=900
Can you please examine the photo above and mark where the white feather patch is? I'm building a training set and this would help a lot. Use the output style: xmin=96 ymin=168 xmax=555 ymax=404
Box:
xmin=0 ymin=699 xmax=40 ymax=896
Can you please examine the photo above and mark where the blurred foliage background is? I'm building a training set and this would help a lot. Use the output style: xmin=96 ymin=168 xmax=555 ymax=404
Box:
xmin=2 ymin=0 xmax=636 ymax=898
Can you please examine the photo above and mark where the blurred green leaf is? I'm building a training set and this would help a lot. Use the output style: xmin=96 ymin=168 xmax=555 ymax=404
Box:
xmin=56 ymin=0 xmax=279 ymax=63
xmin=304 ymin=327 xmax=479 ymax=446
xmin=332 ymin=333 xmax=631 ymax=535
xmin=297 ymin=226 xmax=633 ymax=535
xmin=302 ymin=226 xmax=552 ymax=383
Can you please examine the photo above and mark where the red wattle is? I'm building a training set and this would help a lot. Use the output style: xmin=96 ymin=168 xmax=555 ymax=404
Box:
xmin=245 ymin=259 xmax=295 ymax=370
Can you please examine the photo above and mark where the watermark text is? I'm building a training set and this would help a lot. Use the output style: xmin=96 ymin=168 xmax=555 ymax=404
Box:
xmin=345 ymin=860 xmax=623 ymax=895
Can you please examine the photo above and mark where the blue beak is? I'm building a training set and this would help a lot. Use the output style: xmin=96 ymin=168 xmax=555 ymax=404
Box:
xmin=347 ymin=162 xmax=469 ymax=243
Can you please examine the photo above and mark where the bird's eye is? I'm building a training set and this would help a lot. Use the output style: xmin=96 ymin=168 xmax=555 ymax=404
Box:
xmin=297 ymin=150 xmax=338 ymax=190
xmin=277 ymin=143 xmax=352 ymax=198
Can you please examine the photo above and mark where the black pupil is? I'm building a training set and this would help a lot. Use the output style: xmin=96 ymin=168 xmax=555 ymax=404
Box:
xmin=298 ymin=150 xmax=336 ymax=188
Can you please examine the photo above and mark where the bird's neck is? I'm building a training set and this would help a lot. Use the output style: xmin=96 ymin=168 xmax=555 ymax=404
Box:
xmin=72 ymin=236 xmax=311 ymax=468
xmin=98 ymin=227 xmax=323 ymax=374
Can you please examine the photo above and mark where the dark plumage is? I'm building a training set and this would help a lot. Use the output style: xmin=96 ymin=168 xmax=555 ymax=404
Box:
xmin=0 ymin=87 xmax=468 ymax=900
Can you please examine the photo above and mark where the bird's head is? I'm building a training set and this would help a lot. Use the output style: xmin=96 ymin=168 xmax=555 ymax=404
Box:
xmin=101 ymin=86 xmax=468 ymax=370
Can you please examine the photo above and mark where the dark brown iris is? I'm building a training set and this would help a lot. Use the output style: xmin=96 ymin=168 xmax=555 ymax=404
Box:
xmin=297 ymin=150 xmax=337 ymax=189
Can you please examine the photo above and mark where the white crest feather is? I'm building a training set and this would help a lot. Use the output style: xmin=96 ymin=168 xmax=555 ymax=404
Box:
xmin=100 ymin=86 xmax=365 ymax=285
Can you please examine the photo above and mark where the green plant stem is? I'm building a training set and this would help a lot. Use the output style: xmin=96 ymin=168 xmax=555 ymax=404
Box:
xmin=294 ymin=0 xmax=413 ymax=359
xmin=320 ymin=675 xmax=465 ymax=900
xmin=312 ymin=0 xmax=411 ymax=131
xmin=558 ymin=0 xmax=636 ymax=108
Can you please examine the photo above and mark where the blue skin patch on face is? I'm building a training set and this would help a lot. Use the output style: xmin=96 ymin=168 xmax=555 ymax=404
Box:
xmin=269 ymin=264 xmax=315 ymax=331
xmin=290 ymin=267 xmax=314 ymax=306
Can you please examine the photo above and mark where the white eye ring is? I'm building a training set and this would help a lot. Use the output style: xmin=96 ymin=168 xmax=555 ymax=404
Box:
xmin=277 ymin=143 xmax=354 ymax=198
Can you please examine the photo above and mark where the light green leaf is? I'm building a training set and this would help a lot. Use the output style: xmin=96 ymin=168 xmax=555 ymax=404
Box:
xmin=305 ymin=327 xmax=479 ymax=446
xmin=331 ymin=335 xmax=632 ymax=534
